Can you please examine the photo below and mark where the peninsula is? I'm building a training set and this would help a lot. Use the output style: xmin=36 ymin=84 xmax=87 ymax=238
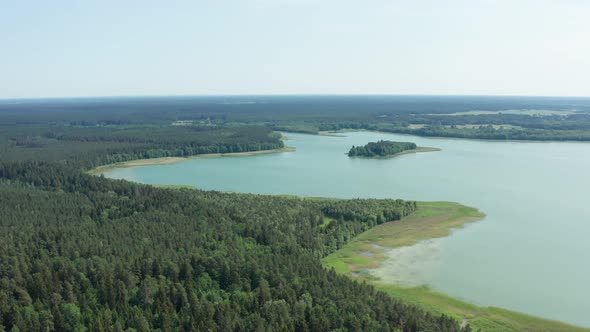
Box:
xmin=348 ymin=140 xmax=440 ymax=158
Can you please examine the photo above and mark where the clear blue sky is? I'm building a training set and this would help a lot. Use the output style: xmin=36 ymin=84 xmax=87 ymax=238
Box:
xmin=2 ymin=0 xmax=589 ymax=98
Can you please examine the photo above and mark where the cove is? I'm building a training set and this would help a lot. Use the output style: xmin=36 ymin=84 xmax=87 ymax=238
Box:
xmin=101 ymin=131 xmax=590 ymax=328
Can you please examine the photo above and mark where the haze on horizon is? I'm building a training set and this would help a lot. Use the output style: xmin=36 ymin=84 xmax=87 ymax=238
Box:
xmin=2 ymin=0 xmax=589 ymax=99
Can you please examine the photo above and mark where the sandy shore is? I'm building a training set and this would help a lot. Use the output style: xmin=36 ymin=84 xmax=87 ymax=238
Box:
xmin=88 ymin=146 xmax=296 ymax=175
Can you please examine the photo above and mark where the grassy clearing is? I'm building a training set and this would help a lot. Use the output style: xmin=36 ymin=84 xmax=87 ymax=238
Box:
xmin=405 ymin=124 xmax=523 ymax=130
xmin=429 ymin=110 xmax=574 ymax=117
xmin=320 ymin=217 xmax=335 ymax=229
xmin=452 ymin=124 xmax=523 ymax=130
xmin=322 ymin=202 xmax=588 ymax=331
xmin=323 ymin=202 xmax=482 ymax=274
xmin=87 ymin=146 xmax=296 ymax=175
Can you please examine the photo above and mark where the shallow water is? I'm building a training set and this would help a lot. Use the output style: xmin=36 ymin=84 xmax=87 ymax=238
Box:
xmin=103 ymin=131 xmax=590 ymax=327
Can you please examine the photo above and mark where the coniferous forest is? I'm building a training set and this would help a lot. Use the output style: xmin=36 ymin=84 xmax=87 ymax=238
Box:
xmin=0 ymin=98 xmax=477 ymax=331
xmin=1 ymin=162 xmax=455 ymax=331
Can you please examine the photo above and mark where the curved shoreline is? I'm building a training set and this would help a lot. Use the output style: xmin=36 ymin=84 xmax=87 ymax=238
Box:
xmin=88 ymin=146 xmax=296 ymax=175
xmin=323 ymin=202 xmax=484 ymax=277
xmin=322 ymin=202 xmax=588 ymax=331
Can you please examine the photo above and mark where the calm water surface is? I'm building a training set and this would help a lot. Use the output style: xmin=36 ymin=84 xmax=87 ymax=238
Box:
xmin=103 ymin=132 xmax=590 ymax=327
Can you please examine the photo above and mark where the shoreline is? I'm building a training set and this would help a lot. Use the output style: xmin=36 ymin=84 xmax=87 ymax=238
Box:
xmin=323 ymin=202 xmax=484 ymax=276
xmin=322 ymin=202 xmax=588 ymax=331
xmin=88 ymin=146 xmax=296 ymax=175
xmin=348 ymin=146 xmax=441 ymax=159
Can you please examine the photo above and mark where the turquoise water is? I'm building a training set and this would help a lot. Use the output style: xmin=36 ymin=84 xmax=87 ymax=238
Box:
xmin=103 ymin=131 xmax=590 ymax=327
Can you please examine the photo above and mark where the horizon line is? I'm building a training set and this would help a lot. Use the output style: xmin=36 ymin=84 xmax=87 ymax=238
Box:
xmin=2 ymin=92 xmax=590 ymax=101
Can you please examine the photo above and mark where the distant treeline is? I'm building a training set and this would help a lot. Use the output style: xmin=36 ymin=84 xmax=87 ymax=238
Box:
xmin=381 ymin=125 xmax=590 ymax=141
xmin=0 ymin=125 xmax=284 ymax=169
xmin=2 ymin=95 xmax=590 ymax=141
xmin=312 ymin=121 xmax=590 ymax=141
xmin=2 ymin=95 xmax=589 ymax=125
xmin=349 ymin=140 xmax=417 ymax=158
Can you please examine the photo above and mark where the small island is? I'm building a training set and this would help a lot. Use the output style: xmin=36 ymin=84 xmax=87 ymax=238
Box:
xmin=348 ymin=140 xmax=440 ymax=158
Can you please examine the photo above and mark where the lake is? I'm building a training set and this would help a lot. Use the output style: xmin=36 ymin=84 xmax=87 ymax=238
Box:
xmin=102 ymin=131 xmax=590 ymax=327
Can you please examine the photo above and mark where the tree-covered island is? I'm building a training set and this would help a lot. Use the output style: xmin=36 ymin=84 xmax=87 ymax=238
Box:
xmin=348 ymin=140 xmax=439 ymax=158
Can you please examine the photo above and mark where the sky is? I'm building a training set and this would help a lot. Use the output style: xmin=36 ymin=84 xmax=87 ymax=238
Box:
xmin=1 ymin=0 xmax=589 ymax=98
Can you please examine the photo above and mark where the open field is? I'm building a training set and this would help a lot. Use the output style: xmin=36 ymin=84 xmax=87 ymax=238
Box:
xmin=322 ymin=202 xmax=589 ymax=331
xmin=452 ymin=124 xmax=523 ymax=130
xmin=429 ymin=109 xmax=575 ymax=116
xmin=405 ymin=124 xmax=523 ymax=130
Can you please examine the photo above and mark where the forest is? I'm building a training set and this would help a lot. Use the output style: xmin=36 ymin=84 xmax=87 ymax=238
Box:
xmin=4 ymin=95 xmax=589 ymax=330
xmin=0 ymin=99 xmax=477 ymax=331
xmin=5 ymin=95 xmax=590 ymax=330
xmin=348 ymin=141 xmax=417 ymax=158
xmin=3 ymin=95 xmax=590 ymax=142
xmin=0 ymin=162 xmax=463 ymax=331
xmin=0 ymin=125 xmax=284 ymax=169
